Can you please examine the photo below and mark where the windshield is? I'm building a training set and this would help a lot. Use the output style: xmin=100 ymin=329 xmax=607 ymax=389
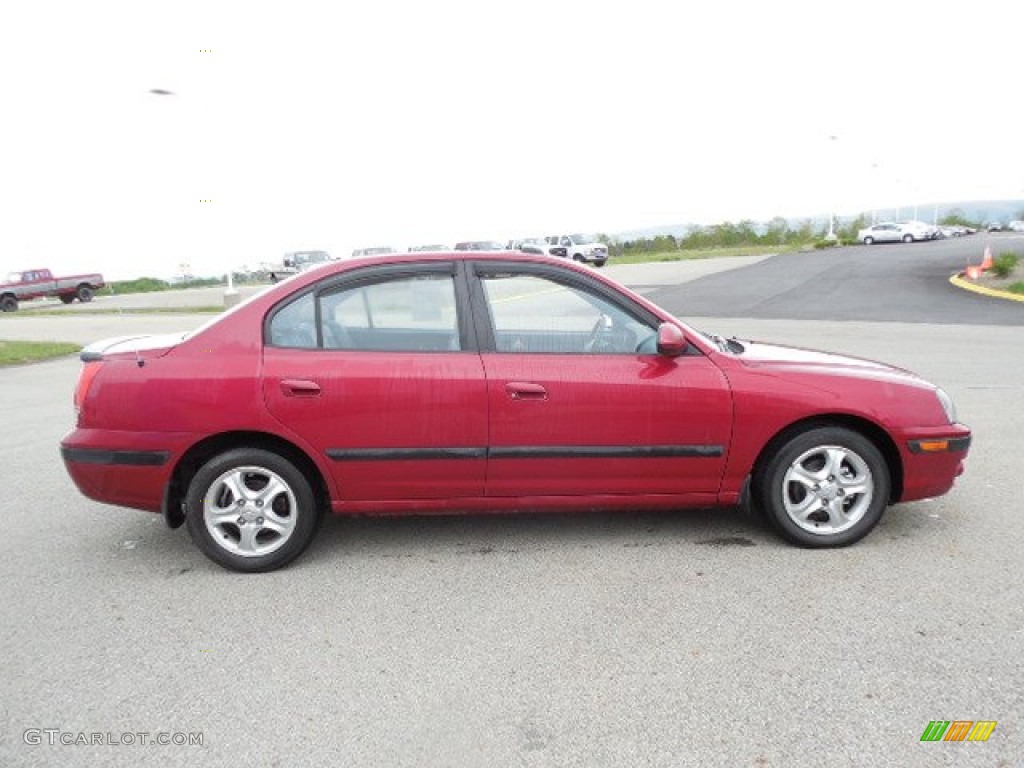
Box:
xmin=569 ymin=234 xmax=597 ymax=244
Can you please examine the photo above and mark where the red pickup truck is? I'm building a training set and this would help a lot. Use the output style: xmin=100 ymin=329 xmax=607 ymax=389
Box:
xmin=1 ymin=268 xmax=106 ymax=312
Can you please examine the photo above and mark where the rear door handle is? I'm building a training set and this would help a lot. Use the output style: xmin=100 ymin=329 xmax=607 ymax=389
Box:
xmin=280 ymin=379 xmax=322 ymax=397
xmin=505 ymin=382 xmax=548 ymax=401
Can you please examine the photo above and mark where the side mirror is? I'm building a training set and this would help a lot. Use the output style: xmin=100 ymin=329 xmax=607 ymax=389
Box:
xmin=656 ymin=323 xmax=687 ymax=357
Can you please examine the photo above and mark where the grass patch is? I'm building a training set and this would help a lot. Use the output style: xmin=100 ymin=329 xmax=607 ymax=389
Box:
xmin=1008 ymin=282 xmax=1024 ymax=295
xmin=610 ymin=245 xmax=786 ymax=265
xmin=991 ymin=253 xmax=1019 ymax=279
xmin=107 ymin=277 xmax=225 ymax=295
xmin=0 ymin=340 xmax=81 ymax=366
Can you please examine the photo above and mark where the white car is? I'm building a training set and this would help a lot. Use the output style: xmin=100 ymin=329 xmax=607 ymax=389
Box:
xmin=545 ymin=234 xmax=609 ymax=266
xmin=858 ymin=221 xmax=936 ymax=245
xmin=507 ymin=238 xmax=568 ymax=258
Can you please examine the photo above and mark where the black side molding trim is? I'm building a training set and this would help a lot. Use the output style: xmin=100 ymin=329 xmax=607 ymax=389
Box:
xmin=489 ymin=445 xmax=724 ymax=459
xmin=61 ymin=447 xmax=170 ymax=466
xmin=326 ymin=445 xmax=724 ymax=461
xmin=327 ymin=447 xmax=487 ymax=461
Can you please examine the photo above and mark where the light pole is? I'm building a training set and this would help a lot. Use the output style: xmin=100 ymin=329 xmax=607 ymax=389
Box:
xmin=826 ymin=135 xmax=839 ymax=241
xmin=870 ymin=163 xmax=880 ymax=224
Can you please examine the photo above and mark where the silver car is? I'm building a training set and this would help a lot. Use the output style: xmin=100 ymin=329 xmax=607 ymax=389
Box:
xmin=858 ymin=221 xmax=935 ymax=245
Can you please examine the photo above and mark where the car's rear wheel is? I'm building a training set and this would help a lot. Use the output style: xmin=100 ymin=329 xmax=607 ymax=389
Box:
xmin=756 ymin=426 xmax=889 ymax=547
xmin=0 ymin=296 xmax=17 ymax=312
xmin=863 ymin=236 xmax=874 ymax=245
xmin=76 ymin=285 xmax=94 ymax=302
xmin=184 ymin=448 xmax=321 ymax=572
xmin=902 ymin=234 xmax=914 ymax=243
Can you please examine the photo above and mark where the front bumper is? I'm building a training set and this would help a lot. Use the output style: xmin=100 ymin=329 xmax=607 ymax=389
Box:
xmin=899 ymin=424 xmax=972 ymax=502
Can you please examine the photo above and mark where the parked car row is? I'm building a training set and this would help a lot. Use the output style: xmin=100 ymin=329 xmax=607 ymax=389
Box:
xmin=505 ymin=235 xmax=609 ymax=266
xmin=857 ymin=221 xmax=940 ymax=245
xmin=351 ymin=247 xmax=396 ymax=258
xmin=987 ymin=220 xmax=1024 ymax=233
xmin=399 ymin=235 xmax=610 ymax=267
xmin=938 ymin=225 xmax=976 ymax=238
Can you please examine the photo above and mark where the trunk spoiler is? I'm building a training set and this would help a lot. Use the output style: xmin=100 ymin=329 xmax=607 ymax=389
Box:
xmin=79 ymin=333 xmax=187 ymax=362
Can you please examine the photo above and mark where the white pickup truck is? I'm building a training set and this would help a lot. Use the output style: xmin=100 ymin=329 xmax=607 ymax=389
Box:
xmin=545 ymin=234 xmax=608 ymax=266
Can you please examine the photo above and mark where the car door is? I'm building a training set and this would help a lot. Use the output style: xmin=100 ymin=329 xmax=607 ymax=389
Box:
xmin=470 ymin=262 xmax=732 ymax=500
xmin=262 ymin=262 xmax=488 ymax=501
xmin=880 ymin=224 xmax=900 ymax=242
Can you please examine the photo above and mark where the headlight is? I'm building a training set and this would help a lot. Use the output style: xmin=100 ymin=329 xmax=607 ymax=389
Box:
xmin=935 ymin=388 xmax=957 ymax=424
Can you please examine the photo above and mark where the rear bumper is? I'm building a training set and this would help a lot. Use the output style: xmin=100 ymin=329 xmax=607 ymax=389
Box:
xmin=60 ymin=429 xmax=192 ymax=513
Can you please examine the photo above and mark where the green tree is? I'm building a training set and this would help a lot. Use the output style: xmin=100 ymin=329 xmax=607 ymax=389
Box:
xmin=762 ymin=217 xmax=790 ymax=246
xmin=939 ymin=208 xmax=983 ymax=229
xmin=838 ymin=213 xmax=870 ymax=242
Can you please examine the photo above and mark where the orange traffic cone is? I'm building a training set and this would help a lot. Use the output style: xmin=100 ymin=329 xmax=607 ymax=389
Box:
xmin=966 ymin=265 xmax=981 ymax=280
xmin=980 ymin=246 xmax=994 ymax=271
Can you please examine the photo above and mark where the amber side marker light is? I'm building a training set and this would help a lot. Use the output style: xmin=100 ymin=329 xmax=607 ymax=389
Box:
xmin=74 ymin=362 xmax=103 ymax=416
xmin=917 ymin=440 xmax=950 ymax=453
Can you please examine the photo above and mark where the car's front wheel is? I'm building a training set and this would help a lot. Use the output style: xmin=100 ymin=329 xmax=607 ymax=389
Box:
xmin=863 ymin=236 xmax=874 ymax=245
xmin=902 ymin=234 xmax=914 ymax=243
xmin=756 ymin=426 xmax=890 ymax=547
xmin=184 ymin=448 xmax=321 ymax=572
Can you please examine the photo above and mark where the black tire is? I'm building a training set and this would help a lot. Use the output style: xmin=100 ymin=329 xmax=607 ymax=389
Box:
xmin=184 ymin=448 xmax=321 ymax=572
xmin=902 ymin=234 xmax=913 ymax=243
xmin=594 ymin=260 xmax=606 ymax=268
xmin=573 ymin=254 xmax=585 ymax=263
xmin=755 ymin=426 xmax=890 ymax=548
xmin=1 ymin=295 xmax=18 ymax=312
xmin=76 ymin=285 xmax=94 ymax=302
xmin=863 ymin=237 xmax=874 ymax=245
xmin=59 ymin=294 xmax=75 ymax=304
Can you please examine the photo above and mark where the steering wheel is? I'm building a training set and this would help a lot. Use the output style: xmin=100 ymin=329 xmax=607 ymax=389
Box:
xmin=634 ymin=333 xmax=658 ymax=354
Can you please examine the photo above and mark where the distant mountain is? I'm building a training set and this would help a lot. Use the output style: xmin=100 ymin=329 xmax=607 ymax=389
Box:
xmin=613 ymin=223 xmax=695 ymax=241
xmin=611 ymin=199 xmax=1024 ymax=242
xmin=929 ymin=199 xmax=1024 ymax=225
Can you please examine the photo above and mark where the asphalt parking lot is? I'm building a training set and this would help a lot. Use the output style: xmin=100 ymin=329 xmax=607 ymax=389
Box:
xmin=1 ymin=247 xmax=1021 ymax=767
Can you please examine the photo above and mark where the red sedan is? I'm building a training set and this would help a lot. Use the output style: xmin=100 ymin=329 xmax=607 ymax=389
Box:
xmin=61 ymin=252 xmax=971 ymax=571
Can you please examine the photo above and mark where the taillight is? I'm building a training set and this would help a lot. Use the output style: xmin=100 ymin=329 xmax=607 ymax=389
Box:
xmin=74 ymin=362 xmax=103 ymax=419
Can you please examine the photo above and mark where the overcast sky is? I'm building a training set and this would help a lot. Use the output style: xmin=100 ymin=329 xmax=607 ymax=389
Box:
xmin=2 ymin=0 xmax=1022 ymax=280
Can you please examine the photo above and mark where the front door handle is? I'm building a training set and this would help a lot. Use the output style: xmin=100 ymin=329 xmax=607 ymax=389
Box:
xmin=280 ymin=379 xmax=321 ymax=398
xmin=505 ymin=382 xmax=548 ymax=401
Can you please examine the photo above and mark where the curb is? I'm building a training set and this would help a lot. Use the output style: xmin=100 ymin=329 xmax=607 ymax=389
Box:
xmin=949 ymin=273 xmax=1024 ymax=303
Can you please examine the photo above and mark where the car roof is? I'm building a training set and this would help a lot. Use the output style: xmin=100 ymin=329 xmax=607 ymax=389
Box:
xmin=348 ymin=250 xmax=556 ymax=265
